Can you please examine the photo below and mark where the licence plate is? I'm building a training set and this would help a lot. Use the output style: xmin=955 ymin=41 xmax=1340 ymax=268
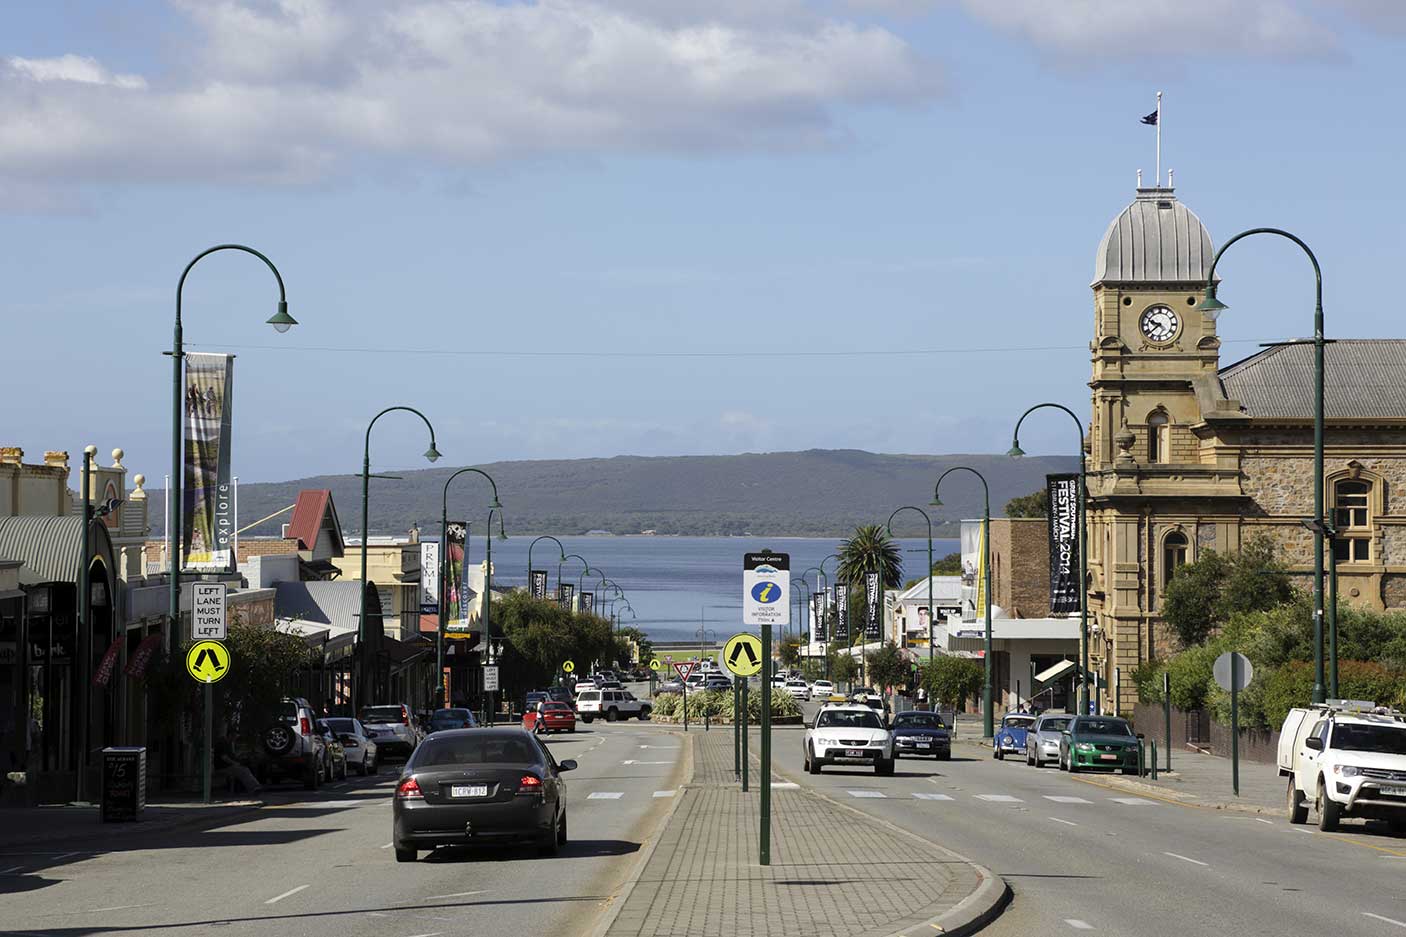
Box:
xmin=844 ymin=749 xmax=867 ymax=758
xmin=917 ymin=742 xmax=931 ymax=748
xmin=1383 ymin=786 xmax=1406 ymax=797
xmin=452 ymin=785 xmax=489 ymax=798
xmin=1099 ymin=754 xmax=1118 ymax=761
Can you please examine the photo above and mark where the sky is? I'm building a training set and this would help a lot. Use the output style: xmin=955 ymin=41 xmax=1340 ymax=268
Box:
xmin=2 ymin=1 xmax=1404 ymax=484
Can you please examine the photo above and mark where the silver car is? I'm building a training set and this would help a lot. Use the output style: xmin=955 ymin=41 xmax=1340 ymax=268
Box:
xmin=1026 ymin=713 xmax=1074 ymax=767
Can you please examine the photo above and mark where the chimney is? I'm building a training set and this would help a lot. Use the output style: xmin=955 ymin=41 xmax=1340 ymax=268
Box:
xmin=43 ymin=450 xmax=69 ymax=470
xmin=0 ymin=447 xmax=21 ymax=466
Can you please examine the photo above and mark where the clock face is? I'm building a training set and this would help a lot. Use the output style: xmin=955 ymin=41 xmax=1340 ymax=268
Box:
xmin=1139 ymin=305 xmax=1180 ymax=343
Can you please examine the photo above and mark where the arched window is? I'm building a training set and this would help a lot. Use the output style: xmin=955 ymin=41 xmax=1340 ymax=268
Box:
xmin=1148 ymin=412 xmax=1169 ymax=464
xmin=1163 ymin=531 xmax=1188 ymax=587
xmin=1334 ymin=479 xmax=1372 ymax=563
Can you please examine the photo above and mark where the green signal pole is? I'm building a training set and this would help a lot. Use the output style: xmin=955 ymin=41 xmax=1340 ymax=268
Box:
xmin=759 ymin=623 xmax=771 ymax=866
xmin=741 ymin=678 xmax=749 ymax=792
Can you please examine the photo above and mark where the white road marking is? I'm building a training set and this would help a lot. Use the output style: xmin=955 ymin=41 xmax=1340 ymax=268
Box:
xmin=424 ymin=891 xmax=486 ymax=900
xmin=1065 ymin=920 xmax=1094 ymax=930
xmin=380 ymin=842 xmax=394 ymax=849
xmin=1045 ymin=795 xmax=1092 ymax=804
xmin=265 ymin=884 xmax=310 ymax=904
xmin=1111 ymin=797 xmax=1158 ymax=806
xmin=316 ymin=799 xmax=365 ymax=807
xmin=653 ymin=790 xmax=677 ymax=797
xmin=621 ymin=760 xmax=673 ymax=765
xmin=0 ymin=866 xmax=23 ymax=874
xmin=1164 ymin=852 xmax=1209 ymax=867
xmin=588 ymin=792 xmax=624 ymax=800
xmin=1050 ymin=817 xmax=1079 ymax=827
xmin=913 ymin=793 xmax=955 ymax=801
xmin=771 ymin=782 xmax=799 ymax=790
xmin=404 ymin=932 xmax=445 ymax=937
xmin=1364 ymin=912 xmax=1406 ymax=928
xmin=54 ymin=852 xmax=77 ymax=859
xmin=77 ymin=905 xmax=151 ymax=914
xmin=847 ymin=790 xmax=886 ymax=798
xmin=640 ymin=745 xmax=679 ymax=750
xmin=976 ymin=794 xmax=1023 ymax=803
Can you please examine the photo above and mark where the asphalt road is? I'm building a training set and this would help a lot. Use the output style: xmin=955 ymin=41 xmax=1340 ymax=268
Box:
xmin=779 ymin=703 xmax=1406 ymax=936
xmin=1 ymin=720 xmax=686 ymax=937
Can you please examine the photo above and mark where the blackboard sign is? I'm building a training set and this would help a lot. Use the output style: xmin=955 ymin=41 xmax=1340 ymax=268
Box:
xmin=102 ymin=747 xmax=146 ymax=822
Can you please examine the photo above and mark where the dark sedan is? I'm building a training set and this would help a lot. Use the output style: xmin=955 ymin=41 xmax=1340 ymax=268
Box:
xmin=891 ymin=711 xmax=951 ymax=760
xmin=392 ymin=728 xmax=575 ymax=862
xmin=1059 ymin=716 xmax=1140 ymax=774
xmin=428 ymin=708 xmax=480 ymax=733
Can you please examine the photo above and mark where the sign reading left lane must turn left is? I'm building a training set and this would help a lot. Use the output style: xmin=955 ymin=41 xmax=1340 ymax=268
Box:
xmin=186 ymin=640 xmax=230 ymax=683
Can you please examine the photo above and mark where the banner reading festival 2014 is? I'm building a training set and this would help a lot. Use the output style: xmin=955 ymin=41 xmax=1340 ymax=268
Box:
xmin=833 ymin=582 xmax=849 ymax=642
xmin=529 ymin=570 xmax=549 ymax=600
xmin=182 ymin=353 xmax=235 ymax=571
xmin=445 ymin=522 xmax=470 ymax=633
xmin=1046 ymin=473 xmax=1081 ymax=614
xmin=864 ymin=571 xmax=881 ymax=640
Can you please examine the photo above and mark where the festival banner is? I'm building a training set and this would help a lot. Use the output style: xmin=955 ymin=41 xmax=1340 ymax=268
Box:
xmin=580 ymin=591 xmax=595 ymax=616
xmin=1046 ymin=473 xmax=1081 ymax=614
xmin=833 ymin=582 xmax=849 ymax=642
xmin=445 ymin=522 xmax=472 ymax=633
xmin=810 ymin=593 xmax=823 ymax=643
xmin=864 ymin=571 xmax=881 ymax=641
xmin=529 ymin=570 xmax=549 ymax=600
xmin=182 ymin=353 xmax=235 ymax=570
xmin=558 ymin=583 xmax=575 ymax=611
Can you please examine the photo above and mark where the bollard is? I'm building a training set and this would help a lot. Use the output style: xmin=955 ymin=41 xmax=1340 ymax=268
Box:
xmin=1150 ymin=740 xmax=1158 ymax=781
xmin=1137 ymin=738 xmax=1145 ymax=777
xmin=705 ymin=711 xmax=711 ymax=732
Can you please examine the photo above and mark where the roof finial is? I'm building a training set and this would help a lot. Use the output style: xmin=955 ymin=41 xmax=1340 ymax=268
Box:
xmin=1137 ymin=169 xmax=1143 ymax=188
xmin=1155 ymin=90 xmax=1162 ymax=187
xmin=1168 ymin=169 xmax=1174 ymax=189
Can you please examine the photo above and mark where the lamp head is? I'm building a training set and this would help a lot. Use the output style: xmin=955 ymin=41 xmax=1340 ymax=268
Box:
xmin=267 ymin=301 xmax=297 ymax=334
xmin=424 ymin=444 xmax=442 ymax=463
xmin=1198 ymin=283 xmax=1228 ymax=321
xmin=929 ymin=494 xmax=944 ymax=508
xmin=490 ymin=498 xmax=503 ymax=509
xmin=1007 ymin=440 xmax=1026 ymax=458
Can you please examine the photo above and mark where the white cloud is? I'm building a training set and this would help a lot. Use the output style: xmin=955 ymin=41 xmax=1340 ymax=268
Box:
xmin=0 ymin=0 xmax=940 ymax=195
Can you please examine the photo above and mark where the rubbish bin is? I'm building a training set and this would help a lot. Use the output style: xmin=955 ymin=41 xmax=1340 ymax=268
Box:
xmin=102 ymin=747 xmax=146 ymax=822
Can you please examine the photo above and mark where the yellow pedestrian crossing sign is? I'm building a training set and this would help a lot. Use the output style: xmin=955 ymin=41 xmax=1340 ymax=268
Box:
xmin=723 ymin=632 xmax=764 ymax=677
xmin=563 ymin=660 xmax=575 ymax=674
xmin=186 ymin=640 xmax=230 ymax=684
xmin=649 ymin=658 xmax=661 ymax=671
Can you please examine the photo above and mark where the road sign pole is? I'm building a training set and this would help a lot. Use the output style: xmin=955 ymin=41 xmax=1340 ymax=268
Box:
xmin=741 ymin=680 xmax=749 ymax=792
xmin=1163 ymin=671 xmax=1172 ymax=772
xmin=760 ymin=623 xmax=771 ymax=866
xmin=202 ymin=682 xmax=212 ymax=804
xmin=1231 ymin=652 xmax=1240 ymax=798
xmin=734 ymin=681 xmax=740 ymax=779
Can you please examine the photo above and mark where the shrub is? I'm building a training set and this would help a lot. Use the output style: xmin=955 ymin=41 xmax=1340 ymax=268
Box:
xmin=1252 ymin=660 xmax=1406 ymax=728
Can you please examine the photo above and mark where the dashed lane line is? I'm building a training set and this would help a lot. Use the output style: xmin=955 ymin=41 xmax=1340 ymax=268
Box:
xmin=1045 ymin=795 xmax=1093 ymax=804
xmin=380 ymin=842 xmax=394 ymax=849
xmin=265 ymin=884 xmax=310 ymax=905
xmin=1 ymin=866 xmax=23 ymax=874
xmin=424 ymin=891 xmax=486 ymax=901
xmin=1163 ymin=852 xmax=1209 ymax=867
xmin=975 ymin=794 xmax=1023 ymax=803
xmin=1065 ymin=920 xmax=1094 ymax=930
xmin=1365 ymin=912 xmax=1406 ymax=929
xmin=913 ymin=793 xmax=955 ymax=801
xmin=653 ymin=790 xmax=677 ymax=798
xmin=1050 ymin=817 xmax=1079 ymax=827
xmin=1110 ymin=797 xmax=1159 ymax=806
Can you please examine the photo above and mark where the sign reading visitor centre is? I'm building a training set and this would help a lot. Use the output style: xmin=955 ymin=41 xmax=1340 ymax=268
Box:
xmin=743 ymin=552 xmax=790 ymax=628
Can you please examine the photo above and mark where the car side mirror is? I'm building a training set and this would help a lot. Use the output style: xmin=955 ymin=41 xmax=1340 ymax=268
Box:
xmin=1305 ymin=736 xmax=1323 ymax=751
xmin=559 ymin=759 xmax=577 ymax=772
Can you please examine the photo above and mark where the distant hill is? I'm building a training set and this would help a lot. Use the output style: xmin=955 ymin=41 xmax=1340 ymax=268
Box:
xmin=151 ymin=450 xmax=1077 ymax=539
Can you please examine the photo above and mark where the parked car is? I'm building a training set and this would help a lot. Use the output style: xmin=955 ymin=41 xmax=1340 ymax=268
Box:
xmin=595 ymin=680 xmax=624 ymax=691
xmin=785 ymin=679 xmax=811 ymax=701
xmin=1058 ymin=716 xmax=1139 ymax=773
xmin=324 ymin=717 xmax=379 ymax=775
xmin=993 ymin=712 xmax=1037 ymax=760
xmin=316 ymin=719 xmax=349 ymax=781
xmin=1280 ymin=700 xmax=1406 ymax=832
xmin=392 ymin=728 xmax=576 ymax=862
xmin=702 ymin=675 xmax=733 ymax=692
xmin=891 ymin=710 xmax=951 ymax=760
xmin=360 ymin=703 xmax=422 ymax=761
xmin=655 ymin=679 xmax=684 ymax=696
xmin=545 ymin=686 xmax=575 ymax=706
xmin=803 ymin=703 xmax=894 ymax=776
xmin=259 ymin=697 xmax=327 ymax=789
xmin=524 ymin=691 xmax=550 ymax=713
xmin=1026 ymin=713 xmax=1073 ymax=768
xmin=576 ymin=688 xmax=652 ymax=722
xmin=572 ymin=679 xmax=598 ymax=695
xmin=429 ymin=708 xmax=480 ymax=733
xmin=525 ymin=700 xmax=577 ymax=734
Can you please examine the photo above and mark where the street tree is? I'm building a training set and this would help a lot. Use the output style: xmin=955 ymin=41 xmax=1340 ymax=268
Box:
xmin=866 ymin=641 xmax=907 ymax=691
xmin=921 ymin=655 xmax=984 ymax=711
xmin=1162 ymin=534 xmax=1294 ymax=648
xmin=778 ymin=638 xmax=802 ymax=669
xmin=832 ymin=651 xmax=860 ymax=689
xmin=1004 ymin=488 xmax=1048 ymax=518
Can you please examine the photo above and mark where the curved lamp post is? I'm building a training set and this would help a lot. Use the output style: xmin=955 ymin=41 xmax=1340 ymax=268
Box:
xmin=169 ymin=245 xmax=294 ymax=651
xmin=482 ymin=506 xmax=508 ymax=723
xmin=358 ymin=407 xmax=440 ymax=712
xmin=559 ymin=553 xmax=588 ymax=606
xmin=1010 ymin=403 xmax=1087 ymax=714
xmin=801 ymin=566 xmax=828 ymax=646
xmin=887 ymin=507 xmax=934 ymax=670
xmin=931 ymin=471 xmax=993 ymax=736
xmin=1201 ymin=228 xmax=1329 ymax=703
xmin=437 ymin=468 xmax=502 ymax=708
xmin=818 ymin=553 xmax=841 ymax=681
xmin=791 ymin=577 xmax=812 ymax=670
xmin=527 ymin=535 xmax=567 ymax=597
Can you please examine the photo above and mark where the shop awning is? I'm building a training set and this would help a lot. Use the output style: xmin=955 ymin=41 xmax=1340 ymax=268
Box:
xmin=1034 ymin=659 xmax=1078 ymax=686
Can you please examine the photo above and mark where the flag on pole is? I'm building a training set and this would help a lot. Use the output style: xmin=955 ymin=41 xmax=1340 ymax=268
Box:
xmin=1140 ymin=110 xmax=1158 ymax=125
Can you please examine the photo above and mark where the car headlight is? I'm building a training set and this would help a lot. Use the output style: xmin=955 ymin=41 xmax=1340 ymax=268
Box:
xmin=1075 ymin=742 xmax=1094 ymax=752
xmin=1334 ymin=765 xmax=1362 ymax=777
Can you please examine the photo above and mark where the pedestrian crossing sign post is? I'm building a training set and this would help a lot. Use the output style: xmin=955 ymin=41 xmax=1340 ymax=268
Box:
xmin=722 ymin=633 xmax=763 ymax=677
xmin=563 ymin=660 xmax=575 ymax=674
xmin=186 ymin=640 xmax=230 ymax=684
xmin=649 ymin=658 xmax=661 ymax=671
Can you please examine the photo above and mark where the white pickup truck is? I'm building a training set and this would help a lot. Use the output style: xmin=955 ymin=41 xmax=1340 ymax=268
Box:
xmin=1280 ymin=700 xmax=1406 ymax=832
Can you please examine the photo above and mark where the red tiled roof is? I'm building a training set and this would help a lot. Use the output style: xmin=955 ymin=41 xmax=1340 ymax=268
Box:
xmin=284 ymin=489 xmax=344 ymax=555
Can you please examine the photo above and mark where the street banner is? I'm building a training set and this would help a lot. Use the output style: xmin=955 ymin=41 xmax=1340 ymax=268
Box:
xmin=743 ymin=551 xmax=790 ymax=628
xmin=529 ymin=570 xmax=549 ymax=600
xmin=445 ymin=522 xmax=471 ymax=633
xmin=809 ymin=593 xmax=822 ymax=643
xmin=92 ymin=636 xmax=123 ymax=688
xmin=182 ymin=352 xmax=235 ymax=571
xmin=125 ymin=634 xmax=163 ymax=679
xmin=833 ymin=582 xmax=849 ymax=641
xmin=580 ymin=591 xmax=594 ymax=616
xmin=558 ymin=583 xmax=575 ymax=611
xmin=975 ymin=523 xmax=988 ymax=613
xmin=1047 ymin=473 xmax=1081 ymax=614
xmin=814 ymin=590 xmax=828 ymax=642
xmin=864 ymin=571 xmax=881 ymax=640
xmin=420 ymin=541 xmax=440 ymax=614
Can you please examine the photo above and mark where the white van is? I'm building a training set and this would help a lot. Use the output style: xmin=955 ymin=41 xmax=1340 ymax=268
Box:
xmin=1280 ymin=700 xmax=1406 ymax=832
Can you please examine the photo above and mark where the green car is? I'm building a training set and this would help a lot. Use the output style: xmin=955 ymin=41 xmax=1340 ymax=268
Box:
xmin=1059 ymin=716 xmax=1139 ymax=774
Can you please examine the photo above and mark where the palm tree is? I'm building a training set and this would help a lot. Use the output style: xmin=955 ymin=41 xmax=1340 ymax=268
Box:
xmin=837 ymin=524 xmax=904 ymax=589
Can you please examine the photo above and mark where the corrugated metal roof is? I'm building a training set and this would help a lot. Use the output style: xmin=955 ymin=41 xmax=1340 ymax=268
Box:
xmin=1094 ymin=188 xmax=1213 ymax=284
xmin=0 ymin=515 xmax=111 ymax=586
xmin=284 ymin=489 xmax=343 ymax=553
xmin=274 ymin=580 xmax=381 ymax=637
xmin=897 ymin=576 xmax=963 ymax=604
xmin=1219 ymin=339 xmax=1406 ymax=420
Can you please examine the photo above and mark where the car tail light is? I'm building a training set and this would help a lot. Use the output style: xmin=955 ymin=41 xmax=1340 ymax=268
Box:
xmin=517 ymin=774 xmax=543 ymax=794
xmin=299 ymin=716 xmax=311 ymax=736
xmin=396 ymin=777 xmax=423 ymax=799
xmin=402 ymin=709 xmax=410 ymax=725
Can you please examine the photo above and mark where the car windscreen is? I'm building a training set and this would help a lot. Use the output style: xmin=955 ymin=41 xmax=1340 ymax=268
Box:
xmin=894 ymin=713 xmax=946 ymax=729
xmin=816 ymin=710 xmax=883 ymax=730
xmin=1333 ymin=723 xmax=1406 ymax=755
xmin=430 ymin=710 xmax=475 ymax=728
xmin=361 ymin=706 xmax=405 ymax=724
xmin=1004 ymin=716 xmax=1036 ymax=729
xmin=413 ymin=734 xmax=541 ymax=768
xmin=1077 ymin=719 xmax=1132 ymax=736
xmin=325 ymin=718 xmax=356 ymax=733
xmin=1038 ymin=717 xmax=1072 ymax=733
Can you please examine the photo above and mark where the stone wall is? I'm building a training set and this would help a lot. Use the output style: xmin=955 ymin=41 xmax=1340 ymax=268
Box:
xmin=989 ymin=518 xmax=1050 ymax=618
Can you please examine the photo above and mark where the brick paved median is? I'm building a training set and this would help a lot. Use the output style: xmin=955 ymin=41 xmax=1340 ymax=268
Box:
xmin=602 ymin=727 xmax=1003 ymax=937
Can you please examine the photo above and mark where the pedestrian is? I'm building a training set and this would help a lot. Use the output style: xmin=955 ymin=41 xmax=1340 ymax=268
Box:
xmin=215 ymin=733 xmax=261 ymax=795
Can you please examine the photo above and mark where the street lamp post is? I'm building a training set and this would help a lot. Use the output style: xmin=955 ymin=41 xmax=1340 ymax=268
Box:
xmin=819 ymin=553 xmax=841 ymax=682
xmin=358 ymin=407 xmax=440 ymax=713
xmin=791 ymin=578 xmax=811 ymax=663
xmin=887 ymin=507 xmax=934 ymax=670
xmin=169 ymin=245 xmax=294 ymax=653
xmin=1201 ymin=228 xmax=1328 ymax=703
xmin=527 ymin=535 xmax=567 ymax=597
xmin=483 ymin=506 xmax=507 ymax=723
xmin=930 ymin=470 xmax=993 ymax=737
xmin=438 ymin=469 xmax=502 ymax=709
xmin=1010 ymin=403 xmax=1088 ymax=714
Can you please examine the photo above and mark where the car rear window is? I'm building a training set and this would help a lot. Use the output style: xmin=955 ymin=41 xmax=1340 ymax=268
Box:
xmin=276 ymin=701 xmax=300 ymax=724
xmin=325 ymin=718 xmax=356 ymax=733
xmin=1038 ymin=717 xmax=1072 ymax=733
xmin=430 ymin=709 xmax=476 ymax=729
xmin=414 ymin=734 xmax=540 ymax=767
xmin=578 ymin=691 xmax=600 ymax=701
xmin=543 ymin=702 xmax=571 ymax=712
xmin=361 ymin=705 xmax=405 ymax=724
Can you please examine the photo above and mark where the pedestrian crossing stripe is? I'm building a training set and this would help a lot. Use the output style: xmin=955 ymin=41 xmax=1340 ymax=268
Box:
xmin=185 ymin=640 xmax=230 ymax=684
xmin=913 ymin=793 xmax=955 ymax=801
xmin=975 ymin=794 xmax=1023 ymax=802
xmin=1111 ymin=797 xmax=1158 ymax=805
xmin=846 ymin=790 xmax=886 ymax=798
xmin=1045 ymin=795 xmax=1094 ymax=804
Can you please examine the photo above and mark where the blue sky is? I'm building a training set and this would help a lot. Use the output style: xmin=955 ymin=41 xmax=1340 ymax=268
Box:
xmin=2 ymin=1 xmax=1403 ymax=483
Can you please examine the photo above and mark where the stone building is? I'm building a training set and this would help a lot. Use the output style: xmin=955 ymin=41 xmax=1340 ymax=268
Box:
xmin=1084 ymin=185 xmax=1406 ymax=714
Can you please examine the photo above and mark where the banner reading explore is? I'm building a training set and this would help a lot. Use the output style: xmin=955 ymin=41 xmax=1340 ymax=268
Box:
xmin=1046 ymin=473 xmax=1081 ymax=614
xmin=182 ymin=352 xmax=235 ymax=571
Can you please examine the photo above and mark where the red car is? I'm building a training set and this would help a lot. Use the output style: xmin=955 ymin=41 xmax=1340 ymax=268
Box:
xmin=524 ymin=701 xmax=576 ymax=734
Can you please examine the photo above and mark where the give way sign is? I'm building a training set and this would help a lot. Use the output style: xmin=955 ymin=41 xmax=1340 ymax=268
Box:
xmin=673 ymin=661 xmax=696 ymax=682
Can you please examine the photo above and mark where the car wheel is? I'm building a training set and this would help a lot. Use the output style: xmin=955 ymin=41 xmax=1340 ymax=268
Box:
xmin=939 ymin=752 xmax=951 ymax=761
xmin=1068 ymin=754 xmax=1080 ymax=774
xmin=1388 ymin=818 xmax=1406 ymax=836
xmin=639 ymin=707 xmax=651 ymax=720
xmin=539 ymin=811 xmax=563 ymax=857
xmin=395 ymin=845 xmax=417 ymax=863
xmin=606 ymin=708 xmax=619 ymax=722
xmin=356 ymin=757 xmax=367 ymax=776
xmin=808 ymin=747 xmax=822 ymax=775
xmin=582 ymin=715 xmax=594 ymax=724
xmin=1287 ymin=779 xmax=1308 ymax=824
xmin=569 ymin=726 xmax=577 ymax=733
xmin=994 ymin=747 xmax=1003 ymax=760
xmin=1316 ymin=779 xmax=1340 ymax=832
xmin=558 ymin=810 xmax=569 ymax=846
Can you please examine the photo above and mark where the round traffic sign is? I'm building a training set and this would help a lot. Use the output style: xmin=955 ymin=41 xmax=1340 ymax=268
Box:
xmin=186 ymin=640 xmax=230 ymax=684
xmin=1213 ymin=652 xmax=1254 ymax=692
xmin=722 ymin=632 xmax=764 ymax=677
xmin=563 ymin=660 xmax=575 ymax=674
xmin=649 ymin=658 xmax=661 ymax=671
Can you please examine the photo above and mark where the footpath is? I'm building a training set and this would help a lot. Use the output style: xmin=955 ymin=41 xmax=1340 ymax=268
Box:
xmin=598 ymin=726 xmax=1008 ymax=937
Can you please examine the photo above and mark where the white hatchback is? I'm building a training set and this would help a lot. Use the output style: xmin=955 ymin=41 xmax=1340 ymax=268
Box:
xmin=804 ymin=704 xmax=893 ymax=776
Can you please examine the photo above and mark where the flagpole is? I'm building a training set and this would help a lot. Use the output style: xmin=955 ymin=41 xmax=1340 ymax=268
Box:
xmin=1156 ymin=90 xmax=1162 ymax=187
